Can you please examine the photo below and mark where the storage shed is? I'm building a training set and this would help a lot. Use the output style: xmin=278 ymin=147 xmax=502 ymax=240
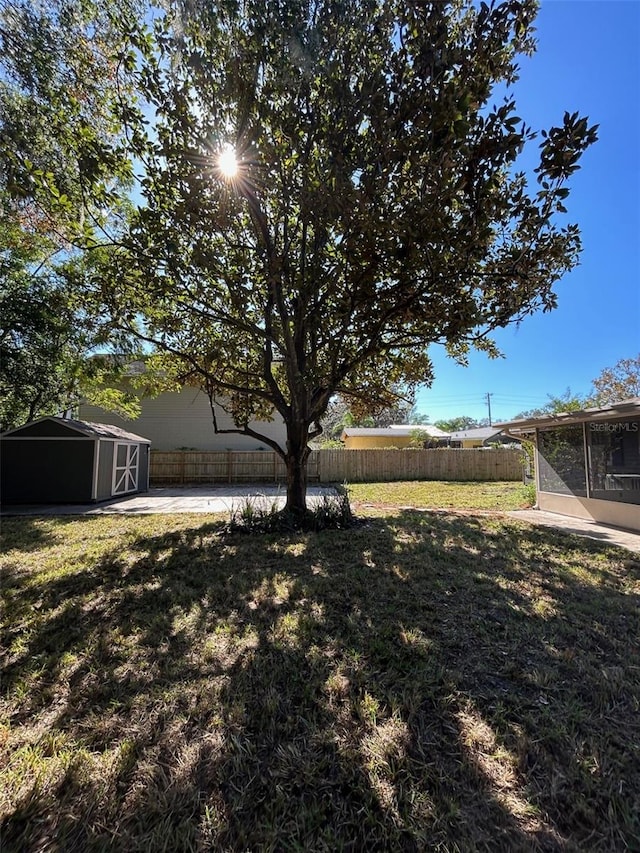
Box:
xmin=0 ymin=417 xmax=151 ymax=504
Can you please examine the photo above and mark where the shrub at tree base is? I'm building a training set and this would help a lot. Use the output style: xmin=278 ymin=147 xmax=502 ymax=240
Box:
xmin=228 ymin=491 xmax=356 ymax=533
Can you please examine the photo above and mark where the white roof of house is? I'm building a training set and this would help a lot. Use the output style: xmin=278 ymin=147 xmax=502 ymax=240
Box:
xmin=341 ymin=424 xmax=448 ymax=439
xmin=341 ymin=428 xmax=407 ymax=438
xmin=447 ymin=427 xmax=504 ymax=441
xmin=388 ymin=424 xmax=450 ymax=437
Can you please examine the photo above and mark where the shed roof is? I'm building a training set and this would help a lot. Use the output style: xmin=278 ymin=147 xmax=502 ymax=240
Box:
xmin=2 ymin=416 xmax=151 ymax=443
xmin=497 ymin=398 xmax=640 ymax=435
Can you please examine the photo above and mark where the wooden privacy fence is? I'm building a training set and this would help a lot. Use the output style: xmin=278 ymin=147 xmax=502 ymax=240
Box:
xmin=150 ymin=448 xmax=524 ymax=485
xmin=317 ymin=448 xmax=523 ymax=482
xmin=150 ymin=451 xmax=290 ymax=485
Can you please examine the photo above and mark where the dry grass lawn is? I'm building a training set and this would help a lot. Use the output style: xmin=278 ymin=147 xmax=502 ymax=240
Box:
xmin=347 ymin=480 xmax=535 ymax=511
xmin=1 ymin=506 xmax=639 ymax=851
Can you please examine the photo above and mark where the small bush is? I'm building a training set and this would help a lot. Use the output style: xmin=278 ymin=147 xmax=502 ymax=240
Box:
xmin=228 ymin=494 xmax=283 ymax=531
xmin=522 ymin=482 xmax=537 ymax=507
xmin=227 ymin=489 xmax=357 ymax=533
xmin=309 ymin=490 xmax=354 ymax=530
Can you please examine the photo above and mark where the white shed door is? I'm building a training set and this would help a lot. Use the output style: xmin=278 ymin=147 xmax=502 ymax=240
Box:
xmin=112 ymin=444 xmax=139 ymax=495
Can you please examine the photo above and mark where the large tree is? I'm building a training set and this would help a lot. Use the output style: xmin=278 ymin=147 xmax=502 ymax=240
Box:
xmin=0 ymin=0 xmax=142 ymax=428
xmin=320 ymin=388 xmax=427 ymax=443
xmin=0 ymin=0 xmax=138 ymax=234
xmin=0 ymin=210 xmax=84 ymax=429
xmin=512 ymin=387 xmax=589 ymax=420
xmin=434 ymin=416 xmax=480 ymax=432
xmin=0 ymin=208 xmax=141 ymax=429
xmin=512 ymin=355 xmax=640 ymax=421
xmin=590 ymin=354 xmax=640 ymax=406
xmin=8 ymin=0 xmax=598 ymax=518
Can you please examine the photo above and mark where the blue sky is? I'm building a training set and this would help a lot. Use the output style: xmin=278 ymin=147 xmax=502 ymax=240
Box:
xmin=415 ymin=0 xmax=640 ymax=425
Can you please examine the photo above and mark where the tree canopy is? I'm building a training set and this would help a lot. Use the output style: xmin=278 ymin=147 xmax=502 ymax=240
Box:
xmin=0 ymin=0 xmax=143 ymax=429
xmin=434 ymin=416 xmax=483 ymax=432
xmin=319 ymin=391 xmax=428 ymax=444
xmin=512 ymin=355 xmax=640 ymax=420
xmin=1 ymin=0 xmax=598 ymax=518
xmin=512 ymin=387 xmax=589 ymax=420
xmin=0 ymin=207 xmax=143 ymax=430
xmin=591 ymin=354 xmax=640 ymax=406
xmin=0 ymin=209 xmax=87 ymax=429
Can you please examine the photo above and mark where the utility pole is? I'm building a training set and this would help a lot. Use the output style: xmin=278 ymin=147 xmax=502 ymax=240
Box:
xmin=486 ymin=392 xmax=493 ymax=426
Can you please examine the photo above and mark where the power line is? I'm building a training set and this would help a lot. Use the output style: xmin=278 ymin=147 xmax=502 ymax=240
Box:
xmin=417 ymin=395 xmax=549 ymax=407
xmin=415 ymin=394 xmax=489 ymax=401
xmin=416 ymin=390 xmax=548 ymax=401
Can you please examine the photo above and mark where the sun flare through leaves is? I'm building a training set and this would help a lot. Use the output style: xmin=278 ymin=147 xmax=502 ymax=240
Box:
xmin=218 ymin=145 xmax=239 ymax=179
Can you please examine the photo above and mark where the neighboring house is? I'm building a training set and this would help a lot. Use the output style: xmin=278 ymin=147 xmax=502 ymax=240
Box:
xmin=341 ymin=424 xmax=449 ymax=449
xmin=447 ymin=426 xmax=519 ymax=448
xmin=498 ymin=398 xmax=640 ymax=532
xmin=79 ymin=387 xmax=287 ymax=452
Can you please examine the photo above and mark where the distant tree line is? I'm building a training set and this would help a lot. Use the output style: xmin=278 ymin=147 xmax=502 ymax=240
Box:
xmin=318 ymin=353 xmax=640 ymax=445
xmin=511 ymin=354 xmax=640 ymax=419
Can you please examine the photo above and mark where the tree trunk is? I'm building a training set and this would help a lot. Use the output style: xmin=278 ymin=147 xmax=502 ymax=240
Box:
xmin=284 ymin=423 xmax=311 ymax=517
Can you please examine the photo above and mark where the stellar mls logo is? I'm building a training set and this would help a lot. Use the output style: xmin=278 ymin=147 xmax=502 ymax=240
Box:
xmin=589 ymin=422 xmax=639 ymax=433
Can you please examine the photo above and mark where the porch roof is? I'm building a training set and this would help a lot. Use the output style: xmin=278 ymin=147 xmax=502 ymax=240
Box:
xmin=496 ymin=398 xmax=640 ymax=436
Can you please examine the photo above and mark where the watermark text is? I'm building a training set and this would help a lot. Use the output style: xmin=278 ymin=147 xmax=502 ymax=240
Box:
xmin=589 ymin=422 xmax=639 ymax=433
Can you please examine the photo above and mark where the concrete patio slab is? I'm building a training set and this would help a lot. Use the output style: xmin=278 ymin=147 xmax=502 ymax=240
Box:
xmin=507 ymin=509 xmax=640 ymax=554
xmin=1 ymin=484 xmax=340 ymax=517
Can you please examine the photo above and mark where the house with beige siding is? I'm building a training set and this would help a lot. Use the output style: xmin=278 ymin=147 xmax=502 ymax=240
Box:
xmin=79 ymin=387 xmax=287 ymax=452
xmin=341 ymin=424 xmax=449 ymax=449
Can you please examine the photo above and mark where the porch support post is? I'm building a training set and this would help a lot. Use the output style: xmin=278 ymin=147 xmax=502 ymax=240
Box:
xmin=582 ymin=421 xmax=591 ymax=499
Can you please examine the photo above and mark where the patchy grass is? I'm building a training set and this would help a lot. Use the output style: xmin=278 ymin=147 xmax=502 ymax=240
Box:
xmin=1 ymin=512 xmax=639 ymax=852
xmin=348 ymin=479 xmax=534 ymax=511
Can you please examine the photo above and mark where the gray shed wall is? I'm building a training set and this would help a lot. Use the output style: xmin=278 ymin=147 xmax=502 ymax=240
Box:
xmin=95 ymin=441 xmax=114 ymax=501
xmin=138 ymin=443 xmax=150 ymax=492
xmin=95 ymin=440 xmax=149 ymax=499
xmin=1 ymin=439 xmax=94 ymax=503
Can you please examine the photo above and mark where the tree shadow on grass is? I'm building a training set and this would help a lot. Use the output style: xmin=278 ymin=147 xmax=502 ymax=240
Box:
xmin=0 ymin=514 xmax=70 ymax=552
xmin=1 ymin=511 xmax=639 ymax=851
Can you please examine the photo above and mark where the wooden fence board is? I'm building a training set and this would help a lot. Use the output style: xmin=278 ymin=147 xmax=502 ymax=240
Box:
xmin=150 ymin=448 xmax=523 ymax=485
